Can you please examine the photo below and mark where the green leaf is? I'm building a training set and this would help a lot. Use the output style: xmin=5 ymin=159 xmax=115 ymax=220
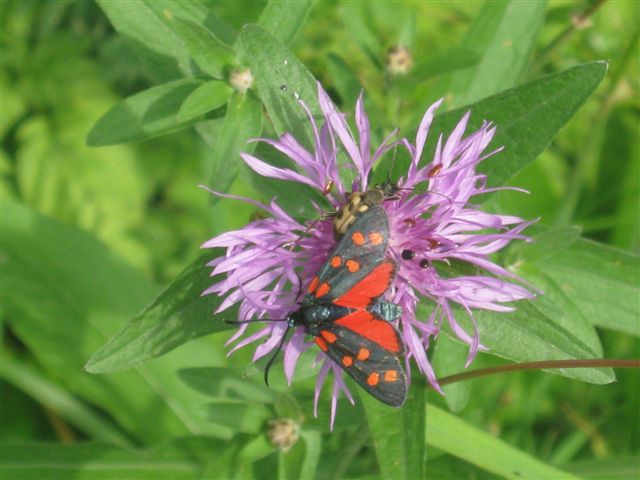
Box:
xmin=237 ymin=24 xmax=328 ymax=216
xmin=433 ymin=0 xmax=547 ymax=108
xmin=166 ymin=17 xmax=235 ymax=79
xmin=431 ymin=335 xmax=471 ymax=413
xmin=565 ymin=456 xmax=640 ymax=480
xmin=87 ymin=78 xmax=207 ymax=146
xmin=404 ymin=48 xmax=481 ymax=83
xmin=238 ymin=24 xmax=320 ymax=150
xmin=0 ymin=438 xmax=233 ymax=480
xmin=422 ymin=62 xmax=608 ymax=189
xmin=427 ymin=404 xmax=578 ymax=479
xmin=299 ymin=430 xmax=322 ymax=480
xmin=1 ymin=199 xmax=219 ymax=441
xmin=97 ymin=0 xmax=192 ymax=77
xmin=607 ymin=107 xmax=640 ymax=249
xmin=340 ymin=3 xmax=383 ymax=69
xmin=85 ymin=253 xmax=233 ymax=374
xmin=527 ymin=238 xmax=640 ymax=336
xmin=177 ymin=367 xmax=274 ymax=403
xmin=245 ymin=141 xmax=325 ymax=220
xmin=205 ymin=402 xmax=271 ymax=435
xmin=177 ymin=80 xmax=232 ymax=121
xmin=326 ymin=53 xmax=363 ymax=105
xmin=259 ymin=0 xmax=314 ymax=45
xmin=206 ymin=92 xmax=264 ymax=199
xmin=97 ymin=0 xmax=236 ymax=77
xmin=361 ymin=386 xmax=426 ymax=480
xmin=436 ymin=287 xmax=614 ymax=384
xmin=0 ymin=353 xmax=132 ymax=447
xmin=506 ymin=225 xmax=582 ymax=265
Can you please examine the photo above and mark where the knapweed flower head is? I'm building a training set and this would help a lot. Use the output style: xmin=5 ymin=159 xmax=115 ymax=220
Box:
xmin=202 ymin=83 xmax=535 ymax=427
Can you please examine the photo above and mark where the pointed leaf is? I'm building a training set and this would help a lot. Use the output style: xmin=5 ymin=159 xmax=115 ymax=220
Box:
xmin=85 ymin=253 xmax=234 ymax=374
xmin=431 ymin=335 xmax=471 ymax=412
xmin=166 ymin=17 xmax=235 ymax=79
xmin=419 ymin=62 xmax=608 ymax=189
xmin=506 ymin=225 xmax=582 ymax=264
xmin=259 ymin=0 xmax=314 ymax=45
xmin=97 ymin=0 xmax=235 ymax=76
xmin=206 ymin=92 xmax=264 ymax=199
xmin=361 ymin=386 xmax=426 ymax=480
xmin=0 ymin=354 xmax=131 ymax=447
xmin=433 ymin=0 xmax=547 ymax=108
xmin=326 ymin=53 xmax=363 ymax=105
xmin=177 ymin=80 xmax=232 ymax=121
xmin=527 ymin=238 xmax=640 ymax=336
xmin=1 ymin=199 xmax=219 ymax=440
xmin=87 ymin=79 xmax=206 ymax=146
xmin=238 ymin=24 xmax=320 ymax=150
xmin=427 ymin=404 xmax=578 ymax=479
xmin=404 ymin=48 xmax=481 ymax=83
xmin=0 ymin=438 xmax=232 ymax=480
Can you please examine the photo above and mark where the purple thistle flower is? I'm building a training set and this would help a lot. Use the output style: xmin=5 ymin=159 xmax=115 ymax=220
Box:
xmin=202 ymin=83 xmax=534 ymax=427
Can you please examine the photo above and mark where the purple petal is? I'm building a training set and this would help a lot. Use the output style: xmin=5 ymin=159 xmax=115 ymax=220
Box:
xmin=241 ymin=152 xmax=321 ymax=190
xmin=284 ymin=328 xmax=306 ymax=385
xmin=414 ymin=98 xmax=444 ymax=165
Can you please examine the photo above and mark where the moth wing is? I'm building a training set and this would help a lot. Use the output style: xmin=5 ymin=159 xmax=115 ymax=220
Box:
xmin=307 ymin=206 xmax=392 ymax=303
xmin=316 ymin=311 xmax=407 ymax=407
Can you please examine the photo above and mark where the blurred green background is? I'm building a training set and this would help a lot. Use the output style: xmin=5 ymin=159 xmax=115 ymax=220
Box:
xmin=1 ymin=1 xmax=638 ymax=479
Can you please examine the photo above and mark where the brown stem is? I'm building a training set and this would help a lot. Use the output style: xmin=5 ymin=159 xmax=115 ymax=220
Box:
xmin=433 ymin=358 xmax=640 ymax=388
xmin=532 ymin=0 xmax=608 ymax=72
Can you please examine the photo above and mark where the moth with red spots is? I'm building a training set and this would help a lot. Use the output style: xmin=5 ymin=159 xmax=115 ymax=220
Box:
xmin=285 ymin=205 xmax=407 ymax=407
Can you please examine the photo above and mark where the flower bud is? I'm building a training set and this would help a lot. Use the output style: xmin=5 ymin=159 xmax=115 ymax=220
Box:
xmin=385 ymin=45 xmax=413 ymax=75
xmin=229 ymin=68 xmax=254 ymax=93
xmin=267 ymin=418 xmax=300 ymax=452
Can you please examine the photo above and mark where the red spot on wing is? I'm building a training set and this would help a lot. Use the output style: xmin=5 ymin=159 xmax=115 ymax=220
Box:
xmin=367 ymin=372 xmax=380 ymax=386
xmin=369 ymin=232 xmax=383 ymax=245
xmin=384 ymin=370 xmax=399 ymax=382
xmin=314 ymin=336 xmax=328 ymax=352
xmin=333 ymin=261 xmax=395 ymax=309
xmin=335 ymin=311 xmax=401 ymax=353
xmin=345 ymin=259 xmax=360 ymax=272
xmin=308 ymin=276 xmax=319 ymax=294
xmin=320 ymin=330 xmax=337 ymax=343
xmin=315 ymin=282 xmax=331 ymax=297
xmin=351 ymin=231 xmax=365 ymax=245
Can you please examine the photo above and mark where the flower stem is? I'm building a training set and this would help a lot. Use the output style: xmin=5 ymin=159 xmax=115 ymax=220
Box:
xmin=433 ymin=358 xmax=640 ymax=388
xmin=532 ymin=0 xmax=608 ymax=73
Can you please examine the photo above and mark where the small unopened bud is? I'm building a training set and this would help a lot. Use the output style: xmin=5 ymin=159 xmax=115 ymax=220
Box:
xmin=229 ymin=68 xmax=254 ymax=93
xmin=268 ymin=418 xmax=299 ymax=452
xmin=386 ymin=45 xmax=413 ymax=75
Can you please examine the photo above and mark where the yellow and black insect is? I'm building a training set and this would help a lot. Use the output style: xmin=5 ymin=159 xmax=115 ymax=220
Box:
xmin=333 ymin=182 xmax=401 ymax=238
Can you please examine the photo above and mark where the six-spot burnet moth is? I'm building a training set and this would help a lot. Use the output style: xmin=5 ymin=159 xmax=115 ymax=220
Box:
xmin=249 ymin=205 xmax=408 ymax=407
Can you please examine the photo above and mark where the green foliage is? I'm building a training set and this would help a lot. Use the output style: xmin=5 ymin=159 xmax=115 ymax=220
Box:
xmin=431 ymin=0 xmax=547 ymax=108
xmin=2 ymin=1 xmax=638 ymax=479
xmin=87 ymin=78 xmax=211 ymax=145
xmin=426 ymin=404 xmax=577 ymax=479
xmin=361 ymin=388 xmax=426 ymax=480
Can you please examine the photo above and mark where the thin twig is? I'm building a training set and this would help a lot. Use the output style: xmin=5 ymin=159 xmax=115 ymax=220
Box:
xmin=432 ymin=358 xmax=640 ymax=388
xmin=532 ymin=0 xmax=608 ymax=72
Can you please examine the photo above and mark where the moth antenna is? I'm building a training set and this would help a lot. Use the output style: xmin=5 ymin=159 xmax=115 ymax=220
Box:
xmin=224 ymin=318 xmax=288 ymax=325
xmin=289 ymin=217 xmax=322 ymax=252
xmin=263 ymin=324 xmax=292 ymax=386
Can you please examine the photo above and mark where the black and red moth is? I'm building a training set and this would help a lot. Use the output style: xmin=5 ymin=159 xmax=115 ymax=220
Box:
xmin=287 ymin=205 xmax=407 ymax=407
